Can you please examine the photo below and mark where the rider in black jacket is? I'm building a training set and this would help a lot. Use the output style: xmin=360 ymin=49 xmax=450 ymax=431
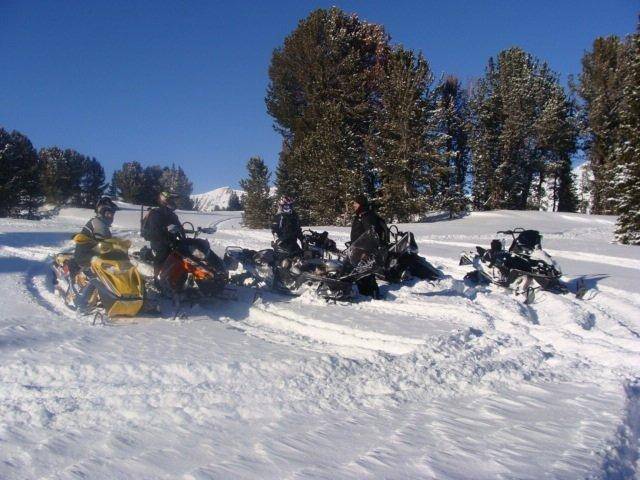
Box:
xmin=143 ymin=191 xmax=184 ymax=269
xmin=350 ymin=194 xmax=387 ymax=299
xmin=271 ymin=196 xmax=304 ymax=256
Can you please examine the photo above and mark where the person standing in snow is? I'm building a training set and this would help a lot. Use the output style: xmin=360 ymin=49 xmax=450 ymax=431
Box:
xmin=142 ymin=191 xmax=185 ymax=272
xmin=271 ymin=196 xmax=304 ymax=256
xmin=350 ymin=194 xmax=388 ymax=299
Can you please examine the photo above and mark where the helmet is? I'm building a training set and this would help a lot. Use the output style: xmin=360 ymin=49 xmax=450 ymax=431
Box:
xmin=95 ymin=196 xmax=119 ymax=217
xmin=353 ymin=194 xmax=369 ymax=208
xmin=278 ymin=196 xmax=294 ymax=213
xmin=159 ymin=191 xmax=179 ymax=210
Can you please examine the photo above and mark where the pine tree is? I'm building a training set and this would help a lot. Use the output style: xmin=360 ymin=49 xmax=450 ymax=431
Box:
xmin=266 ymin=7 xmax=389 ymax=224
xmin=39 ymin=147 xmax=88 ymax=206
xmin=368 ymin=46 xmax=438 ymax=221
xmin=108 ymin=171 xmax=118 ymax=198
xmin=114 ymin=162 xmax=146 ymax=204
xmin=142 ymin=165 xmax=164 ymax=206
xmin=160 ymin=164 xmax=193 ymax=210
xmin=228 ymin=191 xmax=242 ymax=211
xmin=240 ymin=157 xmax=273 ymax=228
xmin=615 ymin=27 xmax=640 ymax=244
xmin=434 ymin=75 xmax=471 ymax=217
xmin=39 ymin=147 xmax=68 ymax=204
xmin=80 ymin=157 xmax=107 ymax=207
xmin=535 ymin=84 xmax=579 ymax=211
xmin=577 ymin=36 xmax=627 ymax=214
xmin=470 ymin=48 xmax=575 ymax=211
xmin=0 ymin=128 xmax=42 ymax=217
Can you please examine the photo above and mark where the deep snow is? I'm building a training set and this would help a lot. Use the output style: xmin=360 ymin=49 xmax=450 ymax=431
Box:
xmin=1 ymin=206 xmax=639 ymax=479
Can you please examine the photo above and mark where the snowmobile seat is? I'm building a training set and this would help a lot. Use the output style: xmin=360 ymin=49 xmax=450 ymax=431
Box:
xmin=511 ymin=230 xmax=542 ymax=253
xmin=255 ymin=249 xmax=276 ymax=266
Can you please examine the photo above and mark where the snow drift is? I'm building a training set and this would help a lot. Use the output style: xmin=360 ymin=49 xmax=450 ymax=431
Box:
xmin=1 ymin=207 xmax=639 ymax=478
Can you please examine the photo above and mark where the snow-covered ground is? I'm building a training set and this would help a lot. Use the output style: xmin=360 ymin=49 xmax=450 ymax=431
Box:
xmin=1 ymin=206 xmax=639 ymax=479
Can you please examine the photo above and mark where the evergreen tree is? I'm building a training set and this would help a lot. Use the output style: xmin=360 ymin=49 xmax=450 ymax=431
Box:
xmin=0 ymin=128 xmax=42 ymax=217
xmin=434 ymin=75 xmax=471 ymax=217
xmin=108 ymin=171 xmax=118 ymax=198
xmin=368 ymin=46 xmax=439 ymax=221
xmin=266 ymin=7 xmax=389 ymax=224
xmin=535 ymin=84 xmax=579 ymax=211
xmin=240 ymin=157 xmax=273 ymax=228
xmin=114 ymin=161 xmax=146 ymax=204
xmin=142 ymin=165 xmax=164 ymax=206
xmin=80 ymin=157 xmax=107 ymax=207
xmin=228 ymin=191 xmax=242 ymax=211
xmin=577 ymin=36 xmax=627 ymax=214
xmin=160 ymin=164 xmax=193 ymax=210
xmin=615 ymin=27 xmax=640 ymax=244
xmin=39 ymin=147 xmax=68 ymax=204
xmin=39 ymin=147 xmax=88 ymax=206
xmin=470 ymin=48 xmax=576 ymax=211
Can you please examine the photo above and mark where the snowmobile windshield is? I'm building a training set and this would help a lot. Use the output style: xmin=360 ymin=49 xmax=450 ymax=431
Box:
xmin=346 ymin=230 xmax=383 ymax=265
xmin=512 ymin=230 xmax=542 ymax=252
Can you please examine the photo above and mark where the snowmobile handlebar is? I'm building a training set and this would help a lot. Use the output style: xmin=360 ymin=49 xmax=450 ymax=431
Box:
xmin=497 ymin=228 xmax=525 ymax=236
xmin=181 ymin=221 xmax=216 ymax=237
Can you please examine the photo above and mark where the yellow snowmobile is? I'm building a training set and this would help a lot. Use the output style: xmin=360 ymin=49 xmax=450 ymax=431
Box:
xmin=51 ymin=234 xmax=145 ymax=321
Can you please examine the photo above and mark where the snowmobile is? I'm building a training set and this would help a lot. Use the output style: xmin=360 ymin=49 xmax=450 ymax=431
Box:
xmin=224 ymin=229 xmax=377 ymax=301
xmin=134 ymin=222 xmax=229 ymax=304
xmin=459 ymin=228 xmax=571 ymax=303
xmin=50 ymin=235 xmax=146 ymax=321
xmin=383 ymin=226 xmax=442 ymax=282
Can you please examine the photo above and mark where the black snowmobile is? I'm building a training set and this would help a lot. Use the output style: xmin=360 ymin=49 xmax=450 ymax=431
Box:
xmin=224 ymin=229 xmax=378 ymax=301
xmin=459 ymin=228 xmax=574 ymax=303
xmin=383 ymin=225 xmax=442 ymax=282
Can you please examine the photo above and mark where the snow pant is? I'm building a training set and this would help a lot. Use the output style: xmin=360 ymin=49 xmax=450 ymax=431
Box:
xmin=357 ymin=274 xmax=381 ymax=298
xmin=150 ymin=241 xmax=171 ymax=278
xmin=75 ymin=277 xmax=100 ymax=313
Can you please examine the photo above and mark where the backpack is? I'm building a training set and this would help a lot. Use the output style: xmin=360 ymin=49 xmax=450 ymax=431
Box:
xmin=140 ymin=207 xmax=154 ymax=241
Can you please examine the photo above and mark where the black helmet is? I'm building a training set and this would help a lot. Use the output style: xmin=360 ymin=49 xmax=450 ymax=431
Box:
xmin=353 ymin=194 xmax=369 ymax=209
xmin=95 ymin=196 xmax=119 ymax=216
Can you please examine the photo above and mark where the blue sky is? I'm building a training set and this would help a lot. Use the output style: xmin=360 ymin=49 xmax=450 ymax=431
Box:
xmin=0 ymin=1 xmax=636 ymax=193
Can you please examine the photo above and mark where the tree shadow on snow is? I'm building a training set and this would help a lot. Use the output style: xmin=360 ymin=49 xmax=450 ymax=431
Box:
xmin=0 ymin=231 xmax=73 ymax=249
xmin=0 ymin=257 xmax=44 ymax=274
xmin=565 ymin=274 xmax=609 ymax=299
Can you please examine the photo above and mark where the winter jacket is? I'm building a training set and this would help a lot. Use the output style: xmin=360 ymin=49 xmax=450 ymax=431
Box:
xmin=271 ymin=211 xmax=303 ymax=247
xmin=144 ymin=206 xmax=184 ymax=264
xmin=74 ymin=216 xmax=112 ymax=267
xmin=144 ymin=206 xmax=182 ymax=244
xmin=350 ymin=208 xmax=389 ymax=246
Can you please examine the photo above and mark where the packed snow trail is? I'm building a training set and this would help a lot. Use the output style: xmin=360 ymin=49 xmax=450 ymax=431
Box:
xmin=1 ymin=208 xmax=639 ymax=479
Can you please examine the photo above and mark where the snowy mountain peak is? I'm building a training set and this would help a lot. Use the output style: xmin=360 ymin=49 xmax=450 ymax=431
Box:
xmin=191 ymin=187 xmax=244 ymax=212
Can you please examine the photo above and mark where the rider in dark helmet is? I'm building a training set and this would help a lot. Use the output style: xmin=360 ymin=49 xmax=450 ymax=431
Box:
xmin=73 ymin=196 xmax=120 ymax=312
xmin=350 ymin=194 xmax=388 ymax=299
xmin=74 ymin=196 xmax=119 ymax=267
xmin=271 ymin=196 xmax=304 ymax=257
xmin=143 ymin=191 xmax=185 ymax=270
xmin=350 ymin=194 xmax=389 ymax=247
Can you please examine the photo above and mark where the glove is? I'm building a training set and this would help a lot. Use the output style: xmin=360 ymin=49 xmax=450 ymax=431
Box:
xmin=167 ymin=224 xmax=181 ymax=235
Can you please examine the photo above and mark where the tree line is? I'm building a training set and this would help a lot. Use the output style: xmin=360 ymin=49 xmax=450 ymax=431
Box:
xmin=0 ymin=128 xmax=194 ymax=217
xmin=240 ymin=8 xmax=639 ymax=244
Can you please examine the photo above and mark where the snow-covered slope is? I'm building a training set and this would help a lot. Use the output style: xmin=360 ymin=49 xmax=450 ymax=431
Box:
xmin=1 ymin=208 xmax=639 ymax=479
xmin=191 ymin=186 xmax=244 ymax=212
